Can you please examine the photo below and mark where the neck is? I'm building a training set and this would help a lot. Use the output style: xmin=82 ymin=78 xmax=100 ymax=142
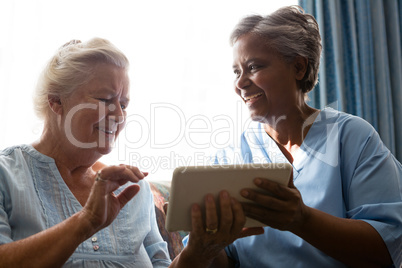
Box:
xmin=263 ymin=103 xmax=319 ymax=152
xmin=32 ymin=122 xmax=101 ymax=179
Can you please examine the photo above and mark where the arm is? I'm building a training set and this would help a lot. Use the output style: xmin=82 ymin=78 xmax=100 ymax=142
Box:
xmin=241 ymin=178 xmax=393 ymax=267
xmin=0 ymin=211 xmax=94 ymax=268
xmin=0 ymin=165 xmax=144 ymax=267
xmin=293 ymin=206 xmax=392 ymax=267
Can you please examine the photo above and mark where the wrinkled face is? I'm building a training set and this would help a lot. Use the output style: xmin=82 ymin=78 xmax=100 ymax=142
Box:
xmin=60 ymin=63 xmax=129 ymax=154
xmin=232 ymin=33 xmax=301 ymax=122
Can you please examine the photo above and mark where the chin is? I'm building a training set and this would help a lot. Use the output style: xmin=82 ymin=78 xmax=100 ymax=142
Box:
xmin=96 ymin=141 xmax=116 ymax=155
xmin=96 ymin=147 xmax=114 ymax=156
xmin=249 ymin=111 xmax=269 ymax=123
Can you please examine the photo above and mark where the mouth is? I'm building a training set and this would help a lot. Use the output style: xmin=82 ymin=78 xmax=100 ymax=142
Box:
xmin=242 ymin=92 xmax=264 ymax=105
xmin=96 ymin=127 xmax=116 ymax=135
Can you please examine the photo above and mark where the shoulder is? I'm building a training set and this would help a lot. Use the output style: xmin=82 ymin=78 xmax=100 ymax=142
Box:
xmin=321 ymin=108 xmax=375 ymax=133
xmin=335 ymin=110 xmax=383 ymax=149
xmin=0 ymin=144 xmax=53 ymax=163
xmin=320 ymin=109 xmax=398 ymax=171
xmin=318 ymin=108 xmax=375 ymax=133
xmin=318 ymin=108 xmax=379 ymax=147
xmin=0 ymin=145 xmax=34 ymax=202
xmin=0 ymin=145 xmax=23 ymax=157
xmin=0 ymin=145 xmax=29 ymax=169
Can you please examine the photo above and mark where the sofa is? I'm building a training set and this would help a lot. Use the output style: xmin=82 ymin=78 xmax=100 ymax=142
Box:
xmin=149 ymin=181 xmax=187 ymax=260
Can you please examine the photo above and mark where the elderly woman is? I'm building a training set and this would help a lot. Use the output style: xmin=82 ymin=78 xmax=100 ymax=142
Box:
xmin=198 ymin=6 xmax=402 ymax=268
xmin=0 ymin=38 xmax=258 ymax=267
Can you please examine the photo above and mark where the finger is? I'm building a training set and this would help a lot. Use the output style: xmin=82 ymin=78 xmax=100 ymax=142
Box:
xmin=100 ymin=165 xmax=144 ymax=182
xmin=240 ymin=188 xmax=286 ymax=211
xmin=191 ymin=204 xmax=204 ymax=234
xmin=218 ymin=191 xmax=233 ymax=233
xmin=205 ymin=194 xmax=218 ymax=231
xmin=116 ymin=184 xmax=140 ymax=208
xmin=97 ymin=165 xmax=125 ymax=180
xmin=239 ymin=227 xmax=264 ymax=238
xmin=241 ymin=203 xmax=277 ymax=225
xmin=242 ymin=202 xmax=269 ymax=216
xmin=121 ymin=165 xmax=148 ymax=182
xmin=253 ymin=178 xmax=290 ymax=200
xmin=230 ymin=197 xmax=246 ymax=235
xmin=94 ymin=166 xmax=145 ymax=197
xmin=93 ymin=166 xmax=126 ymax=194
xmin=163 ymin=202 xmax=168 ymax=215
xmin=122 ymin=165 xmax=147 ymax=181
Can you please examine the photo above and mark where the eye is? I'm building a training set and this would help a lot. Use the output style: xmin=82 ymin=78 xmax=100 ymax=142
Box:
xmin=97 ymin=98 xmax=110 ymax=103
xmin=120 ymin=102 xmax=129 ymax=111
xmin=249 ymin=64 xmax=259 ymax=71
xmin=233 ymin=69 xmax=241 ymax=78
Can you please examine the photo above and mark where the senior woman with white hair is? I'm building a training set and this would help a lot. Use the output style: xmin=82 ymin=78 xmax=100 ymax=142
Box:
xmin=0 ymin=38 xmax=261 ymax=267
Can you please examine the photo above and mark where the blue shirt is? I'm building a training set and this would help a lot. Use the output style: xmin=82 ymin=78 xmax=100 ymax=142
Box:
xmin=213 ymin=108 xmax=402 ymax=267
xmin=0 ymin=145 xmax=171 ymax=267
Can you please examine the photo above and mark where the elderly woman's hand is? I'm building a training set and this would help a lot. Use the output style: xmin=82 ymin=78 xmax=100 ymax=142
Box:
xmin=82 ymin=165 xmax=147 ymax=233
xmin=240 ymin=177 xmax=309 ymax=233
xmin=184 ymin=191 xmax=264 ymax=266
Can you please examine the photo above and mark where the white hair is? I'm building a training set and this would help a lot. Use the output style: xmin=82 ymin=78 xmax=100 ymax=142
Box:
xmin=33 ymin=38 xmax=129 ymax=119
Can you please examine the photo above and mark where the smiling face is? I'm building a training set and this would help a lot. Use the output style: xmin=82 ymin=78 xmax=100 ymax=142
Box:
xmin=232 ymin=33 xmax=305 ymax=122
xmin=60 ymin=63 xmax=129 ymax=155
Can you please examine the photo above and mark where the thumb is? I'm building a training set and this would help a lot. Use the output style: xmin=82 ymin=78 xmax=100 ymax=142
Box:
xmin=117 ymin=184 xmax=140 ymax=208
xmin=239 ymin=227 xmax=264 ymax=238
xmin=163 ymin=202 xmax=169 ymax=215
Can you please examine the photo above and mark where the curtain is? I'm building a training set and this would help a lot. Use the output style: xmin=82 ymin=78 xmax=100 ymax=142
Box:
xmin=299 ymin=0 xmax=402 ymax=162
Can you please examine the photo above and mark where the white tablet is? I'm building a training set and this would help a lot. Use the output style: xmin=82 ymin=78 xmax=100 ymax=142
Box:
xmin=165 ymin=163 xmax=293 ymax=232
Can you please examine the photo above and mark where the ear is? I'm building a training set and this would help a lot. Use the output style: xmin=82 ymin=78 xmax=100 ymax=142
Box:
xmin=48 ymin=95 xmax=63 ymax=115
xmin=294 ymin=56 xmax=308 ymax=81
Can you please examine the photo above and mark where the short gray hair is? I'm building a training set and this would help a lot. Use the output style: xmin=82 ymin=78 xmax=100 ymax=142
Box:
xmin=230 ymin=5 xmax=322 ymax=94
xmin=34 ymin=38 xmax=129 ymax=120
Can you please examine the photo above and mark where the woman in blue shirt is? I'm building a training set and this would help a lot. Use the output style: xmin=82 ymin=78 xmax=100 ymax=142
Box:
xmin=199 ymin=5 xmax=402 ymax=268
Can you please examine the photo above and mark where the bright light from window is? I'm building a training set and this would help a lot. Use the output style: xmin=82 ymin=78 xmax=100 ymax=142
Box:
xmin=0 ymin=0 xmax=297 ymax=180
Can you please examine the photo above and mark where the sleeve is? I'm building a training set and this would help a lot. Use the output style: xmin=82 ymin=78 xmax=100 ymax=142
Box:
xmin=0 ymin=161 xmax=13 ymax=245
xmin=225 ymin=244 xmax=240 ymax=268
xmin=141 ymin=181 xmax=172 ymax=267
xmin=0 ymin=191 xmax=13 ymax=245
xmin=181 ymin=235 xmax=188 ymax=247
xmin=342 ymin=117 xmax=402 ymax=267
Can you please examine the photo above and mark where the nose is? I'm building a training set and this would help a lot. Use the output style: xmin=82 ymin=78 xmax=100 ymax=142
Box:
xmin=107 ymin=103 xmax=125 ymax=124
xmin=235 ymin=71 xmax=251 ymax=91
